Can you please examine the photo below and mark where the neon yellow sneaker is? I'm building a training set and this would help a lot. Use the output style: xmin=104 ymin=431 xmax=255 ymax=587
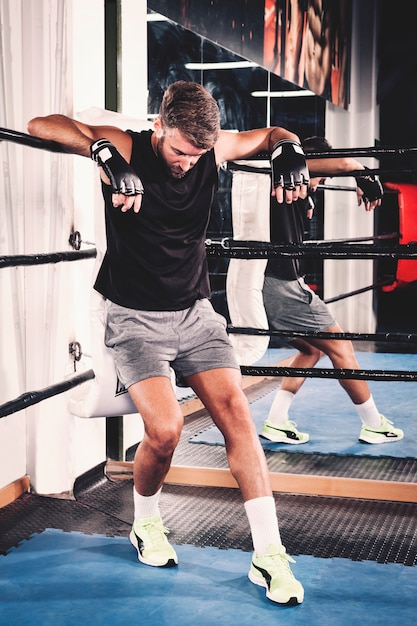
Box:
xmin=261 ymin=419 xmax=310 ymax=444
xmin=359 ymin=414 xmax=404 ymax=444
xmin=129 ymin=515 xmax=178 ymax=567
xmin=249 ymin=544 xmax=304 ymax=605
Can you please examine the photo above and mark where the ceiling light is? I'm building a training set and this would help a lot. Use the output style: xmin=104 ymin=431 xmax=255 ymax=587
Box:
xmin=185 ymin=61 xmax=259 ymax=70
xmin=147 ymin=12 xmax=168 ymax=22
xmin=251 ymin=90 xmax=315 ymax=97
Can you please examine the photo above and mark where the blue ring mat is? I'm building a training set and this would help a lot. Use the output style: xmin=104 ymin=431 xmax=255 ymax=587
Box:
xmin=0 ymin=529 xmax=416 ymax=626
xmin=189 ymin=350 xmax=417 ymax=458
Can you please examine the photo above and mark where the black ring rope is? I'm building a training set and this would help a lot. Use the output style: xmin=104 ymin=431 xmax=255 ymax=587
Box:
xmin=307 ymin=233 xmax=398 ymax=244
xmin=0 ymin=127 xmax=67 ymax=153
xmin=323 ymin=280 xmax=393 ymax=304
xmin=241 ymin=365 xmax=417 ymax=382
xmin=250 ymin=146 xmax=417 ymax=161
xmin=2 ymin=127 xmax=416 ymax=160
xmin=0 ymin=130 xmax=96 ymax=419
xmin=1 ymin=127 xmax=415 ymax=179
xmin=312 ymin=168 xmax=416 ymax=178
xmin=227 ymin=161 xmax=417 ymax=179
xmin=205 ymin=239 xmax=417 ymax=259
xmin=4 ymin=239 xmax=407 ymax=270
xmin=227 ymin=326 xmax=417 ymax=343
xmin=315 ymin=184 xmax=398 ymax=193
xmin=0 ymin=248 xmax=97 ymax=268
xmin=303 ymin=146 xmax=417 ymax=159
xmin=228 ymin=163 xmax=416 ymax=179
xmin=0 ymin=369 xmax=95 ymax=419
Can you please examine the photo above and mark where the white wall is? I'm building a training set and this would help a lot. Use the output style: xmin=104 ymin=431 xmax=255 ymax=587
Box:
xmin=0 ymin=0 xmax=148 ymax=494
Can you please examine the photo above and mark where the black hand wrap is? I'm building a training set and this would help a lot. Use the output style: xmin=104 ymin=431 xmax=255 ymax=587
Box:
xmin=90 ymin=138 xmax=144 ymax=195
xmin=271 ymin=139 xmax=309 ymax=190
xmin=355 ymin=168 xmax=383 ymax=203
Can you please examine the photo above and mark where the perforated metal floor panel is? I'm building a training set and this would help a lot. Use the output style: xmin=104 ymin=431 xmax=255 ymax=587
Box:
xmin=1 ymin=464 xmax=417 ymax=567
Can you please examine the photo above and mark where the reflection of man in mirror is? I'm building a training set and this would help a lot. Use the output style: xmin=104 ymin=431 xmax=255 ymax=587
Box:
xmin=261 ymin=136 xmax=403 ymax=447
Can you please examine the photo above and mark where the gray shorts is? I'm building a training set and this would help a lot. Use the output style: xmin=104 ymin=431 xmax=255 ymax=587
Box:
xmin=104 ymin=298 xmax=239 ymax=388
xmin=263 ymin=274 xmax=336 ymax=334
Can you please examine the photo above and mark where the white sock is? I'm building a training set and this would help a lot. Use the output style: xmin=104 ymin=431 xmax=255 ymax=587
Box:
xmin=133 ymin=486 xmax=161 ymax=523
xmin=355 ymin=395 xmax=382 ymax=429
xmin=267 ymin=389 xmax=295 ymax=424
xmin=244 ymin=496 xmax=282 ymax=555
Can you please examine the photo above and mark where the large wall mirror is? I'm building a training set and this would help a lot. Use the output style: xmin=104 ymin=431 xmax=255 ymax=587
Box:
xmin=142 ymin=9 xmax=414 ymax=496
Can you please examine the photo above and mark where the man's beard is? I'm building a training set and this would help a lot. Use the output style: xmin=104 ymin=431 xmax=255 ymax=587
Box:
xmin=170 ymin=168 xmax=187 ymax=179
xmin=156 ymin=136 xmax=188 ymax=180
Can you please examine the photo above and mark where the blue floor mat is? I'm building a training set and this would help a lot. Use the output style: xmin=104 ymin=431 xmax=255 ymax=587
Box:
xmin=190 ymin=350 xmax=417 ymax=458
xmin=0 ymin=529 xmax=416 ymax=626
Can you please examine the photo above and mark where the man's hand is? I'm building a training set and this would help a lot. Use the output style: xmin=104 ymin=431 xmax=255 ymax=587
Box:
xmin=271 ymin=139 xmax=309 ymax=203
xmin=355 ymin=169 xmax=383 ymax=211
xmin=90 ymin=138 xmax=144 ymax=213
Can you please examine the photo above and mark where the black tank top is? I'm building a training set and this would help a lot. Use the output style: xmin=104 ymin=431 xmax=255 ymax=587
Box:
xmin=94 ymin=129 xmax=217 ymax=310
xmin=266 ymin=196 xmax=310 ymax=280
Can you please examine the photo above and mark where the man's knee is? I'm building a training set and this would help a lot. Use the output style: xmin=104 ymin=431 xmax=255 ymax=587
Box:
xmin=142 ymin=412 xmax=183 ymax=457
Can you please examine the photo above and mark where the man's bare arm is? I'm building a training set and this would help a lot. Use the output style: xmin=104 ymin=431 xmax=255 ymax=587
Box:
xmin=27 ymin=114 xmax=143 ymax=212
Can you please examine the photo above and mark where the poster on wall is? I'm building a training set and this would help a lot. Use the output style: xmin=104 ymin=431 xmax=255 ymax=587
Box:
xmin=264 ymin=0 xmax=351 ymax=109
xmin=148 ymin=0 xmax=351 ymax=109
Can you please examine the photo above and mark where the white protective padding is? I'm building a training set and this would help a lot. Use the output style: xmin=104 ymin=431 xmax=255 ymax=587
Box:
xmin=226 ymin=162 xmax=271 ymax=365
xmin=68 ymin=108 xmax=152 ymax=418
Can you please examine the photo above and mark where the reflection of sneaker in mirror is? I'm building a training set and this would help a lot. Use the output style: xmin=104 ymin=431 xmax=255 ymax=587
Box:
xmin=249 ymin=544 xmax=304 ymax=605
xmin=130 ymin=515 xmax=178 ymax=567
xmin=261 ymin=418 xmax=310 ymax=444
xmin=358 ymin=414 xmax=404 ymax=444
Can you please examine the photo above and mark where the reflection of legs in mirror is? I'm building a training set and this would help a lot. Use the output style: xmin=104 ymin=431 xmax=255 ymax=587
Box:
xmin=261 ymin=330 xmax=404 ymax=445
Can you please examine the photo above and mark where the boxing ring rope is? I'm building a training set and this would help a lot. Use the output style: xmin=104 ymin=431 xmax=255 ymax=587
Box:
xmin=0 ymin=370 xmax=95 ymax=420
xmin=1 ymin=127 xmax=416 ymax=423
xmin=227 ymin=327 xmax=417 ymax=343
xmin=240 ymin=366 xmax=417 ymax=383
xmin=0 ymin=248 xmax=96 ymax=268
xmin=0 ymin=127 xmax=67 ymax=153
xmin=300 ymin=146 xmax=417 ymax=158
xmin=227 ymin=161 xmax=417 ymax=179
xmin=322 ymin=280 xmax=393 ymax=304
xmin=0 ymin=129 xmax=97 ymax=419
xmin=0 ymin=229 xmax=96 ymax=418
xmin=205 ymin=239 xmax=417 ymax=259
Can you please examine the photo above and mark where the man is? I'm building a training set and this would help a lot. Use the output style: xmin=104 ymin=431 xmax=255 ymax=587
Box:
xmin=28 ymin=81 xmax=309 ymax=605
xmin=261 ymin=136 xmax=404 ymax=445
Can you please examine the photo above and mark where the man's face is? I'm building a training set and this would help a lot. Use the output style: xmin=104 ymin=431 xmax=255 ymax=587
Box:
xmin=153 ymin=119 xmax=208 ymax=179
